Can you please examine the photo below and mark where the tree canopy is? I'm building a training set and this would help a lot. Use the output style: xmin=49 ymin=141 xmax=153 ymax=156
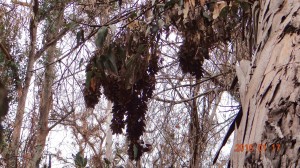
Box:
xmin=0 ymin=0 xmax=258 ymax=167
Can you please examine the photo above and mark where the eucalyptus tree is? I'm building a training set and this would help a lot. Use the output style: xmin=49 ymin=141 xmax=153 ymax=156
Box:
xmin=83 ymin=0 xmax=300 ymax=167
xmin=82 ymin=0 xmax=248 ymax=167
xmin=230 ymin=0 xmax=300 ymax=167
xmin=0 ymin=0 xmax=95 ymax=167
xmin=1 ymin=0 xmax=297 ymax=167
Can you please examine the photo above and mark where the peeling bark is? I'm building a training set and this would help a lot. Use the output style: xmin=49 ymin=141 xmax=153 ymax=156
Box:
xmin=231 ymin=0 xmax=300 ymax=167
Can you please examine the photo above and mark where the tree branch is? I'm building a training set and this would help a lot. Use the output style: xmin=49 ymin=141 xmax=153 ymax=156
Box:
xmin=48 ymin=108 xmax=75 ymax=131
xmin=11 ymin=0 xmax=31 ymax=7
xmin=154 ymin=89 xmax=221 ymax=104
xmin=34 ymin=27 xmax=70 ymax=61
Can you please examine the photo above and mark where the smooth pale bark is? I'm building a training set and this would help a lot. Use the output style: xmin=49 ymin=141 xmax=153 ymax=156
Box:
xmin=8 ymin=51 xmax=36 ymax=167
xmin=105 ymin=101 xmax=113 ymax=162
xmin=28 ymin=8 xmax=65 ymax=167
xmin=27 ymin=41 xmax=55 ymax=168
xmin=231 ymin=0 xmax=300 ymax=167
xmin=7 ymin=1 xmax=38 ymax=166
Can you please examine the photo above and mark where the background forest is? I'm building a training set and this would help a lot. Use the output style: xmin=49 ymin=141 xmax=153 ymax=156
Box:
xmin=0 ymin=0 xmax=274 ymax=167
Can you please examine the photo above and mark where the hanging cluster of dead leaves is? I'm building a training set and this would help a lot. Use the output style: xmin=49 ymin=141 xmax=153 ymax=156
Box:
xmin=84 ymin=24 xmax=159 ymax=160
xmin=166 ymin=0 xmax=252 ymax=79
xmin=83 ymin=0 xmax=253 ymax=161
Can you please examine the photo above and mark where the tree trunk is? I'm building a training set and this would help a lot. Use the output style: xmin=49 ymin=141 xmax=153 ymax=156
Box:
xmin=7 ymin=1 xmax=38 ymax=166
xmin=231 ymin=0 xmax=300 ymax=167
xmin=105 ymin=101 xmax=113 ymax=162
xmin=189 ymin=81 xmax=201 ymax=167
xmin=28 ymin=6 xmax=65 ymax=167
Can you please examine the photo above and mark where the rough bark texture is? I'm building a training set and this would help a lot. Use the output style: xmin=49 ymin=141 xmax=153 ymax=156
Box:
xmin=231 ymin=0 xmax=300 ymax=167
xmin=189 ymin=82 xmax=201 ymax=167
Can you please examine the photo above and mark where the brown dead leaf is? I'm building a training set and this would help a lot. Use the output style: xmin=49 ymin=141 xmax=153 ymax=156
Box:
xmin=213 ymin=1 xmax=227 ymax=19
xmin=128 ymin=20 xmax=140 ymax=30
xmin=189 ymin=0 xmax=195 ymax=7
xmin=183 ymin=1 xmax=189 ymax=20
xmin=90 ymin=77 xmax=97 ymax=91
xmin=200 ymin=0 xmax=205 ymax=7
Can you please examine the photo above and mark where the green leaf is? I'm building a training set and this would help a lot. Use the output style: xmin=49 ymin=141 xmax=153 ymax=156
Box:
xmin=86 ymin=71 xmax=93 ymax=88
xmin=83 ymin=157 xmax=87 ymax=166
xmin=238 ymin=0 xmax=250 ymax=11
xmin=66 ymin=21 xmax=78 ymax=29
xmin=96 ymin=55 xmax=107 ymax=69
xmin=99 ymin=54 xmax=117 ymax=75
xmin=124 ymin=55 xmax=137 ymax=89
xmin=95 ymin=27 xmax=108 ymax=48
xmin=129 ymin=12 xmax=137 ymax=19
xmin=7 ymin=60 xmax=18 ymax=69
xmin=78 ymin=58 xmax=84 ymax=69
xmin=164 ymin=0 xmax=178 ymax=9
xmin=137 ymin=44 xmax=147 ymax=54
xmin=103 ymin=59 xmax=110 ymax=70
xmin=105 ymin=46 xmax=118 ymax=74
xmin=133 ymin=144 xmax=138 ymax=159
xmin=219 ymin=6 xmax=229 ymax=18
xmin=104 ymin=158 xmax=111 ymax=165
xmin=73 ymin=152 xmax=88 ymax=167
xmin=0 ymin=51 xmax=4 ymax=63
xmin=107 ymin=53 xmax=118 ymax=74
xmin=76 ymin=29 xmax=84 ymax=44
xmin=115 ymin=45 xmax=126 ymax=64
